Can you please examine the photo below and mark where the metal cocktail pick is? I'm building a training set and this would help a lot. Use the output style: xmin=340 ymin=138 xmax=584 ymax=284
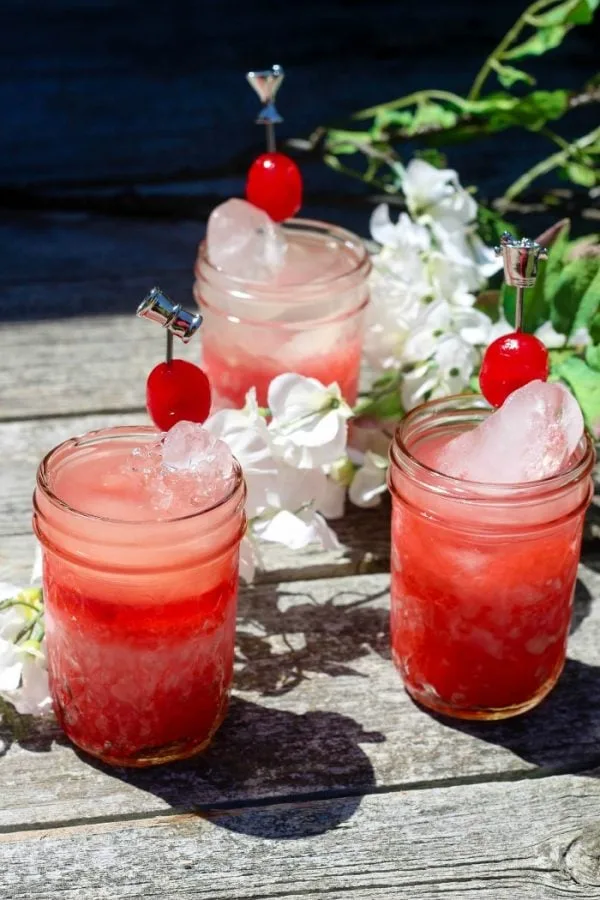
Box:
xmin=137 ymin=287 xmax=202 ymax=363
xmin=246 ymin=64 xmax=284 ymax=153
xmin=495 ymin=232 xmax=548 ymax=331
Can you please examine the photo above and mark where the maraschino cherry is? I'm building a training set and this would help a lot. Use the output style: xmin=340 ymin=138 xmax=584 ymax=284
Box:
xmin=246 ymin=152 xmax=302 ymax=222
xmin=146 ymin=359 xmax=211 ymax=431
xmin=137 ymin=287 xmax=211 ymax=431
xmin=480 ymin=232 xmax=549 ymax=407
xmin=479 ymin=332 xmax=549 ymax=408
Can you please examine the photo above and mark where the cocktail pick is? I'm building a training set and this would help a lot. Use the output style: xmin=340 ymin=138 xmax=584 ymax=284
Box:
xmin=246 ymin=64 xmax=284 ymax=153
xmin=479 ymin=232 xmax=549 ymax=408
xmin=137 ymin=287 xmax=211 ymax=431
xmin=245 ymin=64 xmax=303 ymax=222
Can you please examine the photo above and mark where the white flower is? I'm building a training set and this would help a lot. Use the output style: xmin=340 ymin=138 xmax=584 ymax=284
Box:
xmin=268 ymin=374 xmax=352 ymax=469
xmin=370 ymin=205 xmax=430 ymax=252
xmin=365 ymin=243 xmax=430 ymax=373
xmin=401 ymin=159 xmax=477 ymax=230
xmin=534 ymin=320 xmax=568 ymax=349
xmin=0 ymin=583 xmax=50 ymax=717
xmin=317 ymin=477 xmax=347 ymax=520
xmin=253 ymin=509 xmax=340 ymax=551
xmin=8 ymin=657 xmax=51 ymax=717
xmin=204 ymin=389 xmax=278 ymax=519
xmin=349 ymin=452 xmax=389 ymax=508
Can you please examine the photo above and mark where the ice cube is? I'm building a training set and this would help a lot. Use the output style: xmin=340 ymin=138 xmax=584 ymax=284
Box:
xmin=206 ymin=198 xmax=287 ymax=281
xmin=162 ymin=421 xmax=234 ymax=479
xmin=438 ymin=381 xmax=584 ymax=483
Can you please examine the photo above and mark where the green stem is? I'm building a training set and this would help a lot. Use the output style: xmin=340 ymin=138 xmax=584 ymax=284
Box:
xmin=352 ymin=89 xmax=470 ymax=122
xmin=467 ymin=0 xmax=558 ymax=101
xmin=503 ymin=126 xmax=600 ymax=200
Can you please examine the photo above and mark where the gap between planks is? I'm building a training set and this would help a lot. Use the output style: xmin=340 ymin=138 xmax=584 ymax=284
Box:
xmin=4 ymin=757 xmax=600 ymax=842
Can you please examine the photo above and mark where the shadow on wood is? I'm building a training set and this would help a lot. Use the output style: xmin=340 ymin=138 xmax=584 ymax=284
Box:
xmin=235 ymin=580 xmax=390 ymax=695
xmin=81 ymin=697 xmax=385 ymax=840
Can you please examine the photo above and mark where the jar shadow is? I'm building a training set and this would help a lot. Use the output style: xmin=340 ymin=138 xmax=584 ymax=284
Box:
xmin=83 ymin=698 xmax=385 ymax=840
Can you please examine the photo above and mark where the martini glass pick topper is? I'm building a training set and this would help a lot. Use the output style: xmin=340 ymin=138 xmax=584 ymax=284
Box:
xmin=245 ymin=64 xmax=303 ymax=222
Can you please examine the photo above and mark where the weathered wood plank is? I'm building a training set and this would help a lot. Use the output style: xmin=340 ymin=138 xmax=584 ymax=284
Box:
xmin=0 ymin=315 xmax=199 ymax=420
xmin=1 ymin=566 xmax=600 ymax=830
xmin=2 ymin=771 xmax=600 ymax=898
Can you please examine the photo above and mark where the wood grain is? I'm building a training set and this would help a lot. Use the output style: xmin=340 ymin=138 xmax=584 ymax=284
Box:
xmin=2 ymin=771 xmax=600 ymax=898
xmin=1 ymin=565 xmax=600 ymax=831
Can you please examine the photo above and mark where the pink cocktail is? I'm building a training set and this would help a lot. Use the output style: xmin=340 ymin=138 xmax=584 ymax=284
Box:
xmin=194 ymin=218 xmax=370 ymax=409
xmin=388 ymin=393 xmax=594 ymax=720
xmin=33 ymin=424 xmax=246 ymax=766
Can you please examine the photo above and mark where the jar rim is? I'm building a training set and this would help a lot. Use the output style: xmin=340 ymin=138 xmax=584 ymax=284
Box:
xmin=196 ymin=217 xmax=371 ymax=297
xmin=391 ymin=393 xmax=596 ymax=500
xmin=35 ymin=425 xmax=245 ymax=526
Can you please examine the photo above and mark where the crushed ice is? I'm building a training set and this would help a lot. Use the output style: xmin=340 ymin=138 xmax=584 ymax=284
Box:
xmin=438 ymin=381 xmax=584 ymax=483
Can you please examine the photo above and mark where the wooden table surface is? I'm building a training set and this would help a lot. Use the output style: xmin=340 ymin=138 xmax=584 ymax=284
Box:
xmin=2 ymin=210 xmax=600 ymax=899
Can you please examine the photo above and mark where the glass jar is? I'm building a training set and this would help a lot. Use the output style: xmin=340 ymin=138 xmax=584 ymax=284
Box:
xmin=33 ymin=426 xmax=246 ymax=766
xmin=388 ymin=395 xmax=595 ymax=721
xmin=194 ymin=219 xmax=371 ymax=409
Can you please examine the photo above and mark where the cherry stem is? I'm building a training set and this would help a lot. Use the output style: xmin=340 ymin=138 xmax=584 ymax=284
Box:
xmin=166 ymin=329 xmax=174 ymax=365
xmin=265 ymin=122 xmax=276 ymax=153
xmin=515 ymin=286 xmax=524 ymax=332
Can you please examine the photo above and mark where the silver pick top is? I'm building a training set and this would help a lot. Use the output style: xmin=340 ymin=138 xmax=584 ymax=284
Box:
xmin=137 ymin=287 xmax=202 ymax=343
xmin=246 ymin=65 xmax=284 ymax=125
xmin=495 ymin=231 xmax=548 ymax=289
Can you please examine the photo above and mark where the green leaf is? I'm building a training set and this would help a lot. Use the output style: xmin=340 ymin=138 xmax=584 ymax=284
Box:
xmin=502 ymin=269 xmax=549 ymax=333
xmin=550 ymin=256 xmax=600 ymax=335
xmin=504 ymin=25 xmax=571 ymax=60
xmin=564 ymin=162 xmax=598 ymax=187
xmin=573 ymin=265 xmax=600 ymax=334
xmin=590 ymin=311 xmax=600 ymax=344
xmin=555 ymin=355 xmax=600 ymax=437
xmin=544 ymin=219 xmax=572 ymax=301
xmin=531 ymin=0 xmax=599 ymax=26
xmin=586 ymin=344 xmax=600 ymax=371
xmin=414 ymin=148 xmax=447 ymax=169
xmin=476 ymin=205 xmax=517 ymax=248
xmin=491 ymin=60 xmax=536 ymax=88
xmin=407 ymin=103 xmax=458 ymax=135
xmin=486 ymin=90 xmax=569 ymax=133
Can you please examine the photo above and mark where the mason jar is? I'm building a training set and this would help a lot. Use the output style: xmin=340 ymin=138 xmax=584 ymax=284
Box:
xmin=194 ymin=219 xmax=371 ymax=409
xmin=33 ymin=426 xmax=246 ymax=766
xmin=388 ymin=395 xmax=594 ymax=720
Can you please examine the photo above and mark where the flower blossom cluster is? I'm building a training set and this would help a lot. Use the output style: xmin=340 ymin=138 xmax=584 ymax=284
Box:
xmin=365 ymin=158 xmax=508 ymax=408
xmin=204 ymin=374 xmax=353 ymax=581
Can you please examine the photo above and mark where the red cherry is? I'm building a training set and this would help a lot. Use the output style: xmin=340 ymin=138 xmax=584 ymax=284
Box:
xmin=479 ymin=332 xmax=549 ymax=407
xmin=246 ymin=152 xmax=302 ymax=222
xmin=146 ymin=359 xmax=212 ymax=431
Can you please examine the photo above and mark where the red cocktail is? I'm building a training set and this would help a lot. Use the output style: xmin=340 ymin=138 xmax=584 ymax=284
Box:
xmin=388 ymin=393 xmax=594 ymax=720
xmin=194 ymin=217 xmax=370 ymax=409
xmin=33 ymin=424 xmax=246 ymax=765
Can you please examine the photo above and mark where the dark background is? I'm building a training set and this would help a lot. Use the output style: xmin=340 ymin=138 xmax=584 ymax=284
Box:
xmin=1 ymin=1 xmax=598 ymax=217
